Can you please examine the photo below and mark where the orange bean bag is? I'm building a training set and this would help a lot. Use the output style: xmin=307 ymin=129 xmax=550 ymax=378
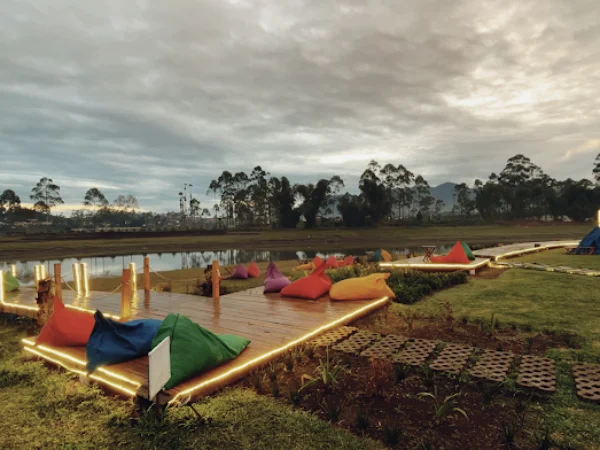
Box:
xmin=247 ymin=261 xmax=261 ymax=278
xmin=280 ymin=262 xmax=332 ymax=300
xmin=330 ymin=272 xmax=395 ymax=301
xmin=430 ymin=241 xmax=470 ymax=264
xmin=381 ymin=249 xmax=392 ymax=262
xmin=36 ymin=297 xmax=95 ymax=347
xmin=294 ymin=262 xmax=314 ymax=271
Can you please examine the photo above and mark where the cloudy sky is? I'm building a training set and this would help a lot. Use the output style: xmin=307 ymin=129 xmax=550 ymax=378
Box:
xmin=2 ymin=0 xmax=599 ymax=213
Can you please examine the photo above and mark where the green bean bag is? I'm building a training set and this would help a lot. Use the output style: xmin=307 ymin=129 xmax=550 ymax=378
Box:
xmin=3 ymin=272 xmax=19 ymax=292
xmin=460 ymin=241 xmax=476 ymax=261
xmin=152 ymin=313 xmax=250 ymax=389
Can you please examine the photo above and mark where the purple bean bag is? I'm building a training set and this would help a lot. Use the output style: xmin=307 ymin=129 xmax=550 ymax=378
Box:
xmin=230 ymin=263 xmax=249 ymax=279
xmin=264 ymin=262 xmax=291 ymax=293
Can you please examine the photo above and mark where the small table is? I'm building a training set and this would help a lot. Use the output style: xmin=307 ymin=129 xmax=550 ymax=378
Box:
xmin=421 ymin=245 xmax=437 ymax=262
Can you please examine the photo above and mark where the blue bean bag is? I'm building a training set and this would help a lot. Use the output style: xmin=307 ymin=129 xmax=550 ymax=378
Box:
xmin=86 ymin=311 xmax=162 ymax=373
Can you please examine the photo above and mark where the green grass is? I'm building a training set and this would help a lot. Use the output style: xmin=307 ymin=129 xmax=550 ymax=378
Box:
xmin=0 ymin=223 xmax=590 ymax=260
xmin=392 ymin=269 xmax=600 ymax=350
xmin=512 ymin=248 xmax=600 ymax=270
xmin=0 ymin=316 xmax=383 ymax=450
xmin=390 ymin=268 xmax=600 ymax=448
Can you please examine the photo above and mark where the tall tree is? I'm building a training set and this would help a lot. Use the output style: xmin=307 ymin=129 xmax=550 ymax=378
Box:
xmin=83 ymin=187 xmax=109 ymax=210
xmin=594 ymin=153 xmax=600 ymax=184
xmin=30 ymin=177 xmax=63 ymax=220
xmin=113 ymin=194 xmax=139 ymax=211
xmin=0 ymin=189 xmax=21 ymax=213
xmin=295 ymin=176 xmax=344 ymax=228
xmin=358 ymin=161 xmax=393 ymax=224
xmin=268 ymin=176 xmax=299 ymax=228
xmin=453 ymin=183 xmax=475 ymax=217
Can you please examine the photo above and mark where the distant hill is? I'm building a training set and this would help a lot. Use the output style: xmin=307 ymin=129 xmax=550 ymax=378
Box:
xmin=430 ymin=182 xmax=457 ymax=210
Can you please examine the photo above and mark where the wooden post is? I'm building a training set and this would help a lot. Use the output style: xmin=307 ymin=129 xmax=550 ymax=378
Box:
xmin=54 ymin=264 xmax=62 ymax=302
xmin=143 ymin=257 xmax=150 ymax=294
xmin=212 ymin=260 xmax=220 ymax=300
xmin=36 ymin=278 xmax=55 ymax=327
xmin=121 ymin=268 xmax=132 ymax=319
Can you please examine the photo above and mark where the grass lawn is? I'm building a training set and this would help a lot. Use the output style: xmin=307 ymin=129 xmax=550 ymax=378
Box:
xmin=0 ymin=223 xmax=590 ymax=260
xmin=387 ymin=268 xmax=600 ymax=448
xmin=511 ymin=248 xmax=600 ymax=270
xmin=0 ymin=316 xmax=383 ymax=450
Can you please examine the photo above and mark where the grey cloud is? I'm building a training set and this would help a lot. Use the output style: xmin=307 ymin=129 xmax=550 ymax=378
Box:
xmin=1 ymin=0 xmax=599 ymax=211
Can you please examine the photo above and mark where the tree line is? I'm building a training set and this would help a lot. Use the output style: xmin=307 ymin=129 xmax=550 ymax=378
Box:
xmin=1 ymin=153 xmax=599 ymax=229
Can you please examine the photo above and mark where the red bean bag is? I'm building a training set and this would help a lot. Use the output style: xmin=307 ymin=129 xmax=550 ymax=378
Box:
xmin=339 ymin=255 xmax=354 ymax=267
xmin=280 ymin=262 xmax=332 ymax=300
xmin=36 ymin=297 xmax=95 ymax=347
xmin=326 ymin=255 xmax=339 ymax=268
xmin=430 ymin=241 xmax=470 ymax=264
xmin=229 ymin=264 xmax=249 ymax=279
xmin=247 ymin=261 xmax=261 ymax=278
xmin=313 ymin=255 xmax=323 ymax=268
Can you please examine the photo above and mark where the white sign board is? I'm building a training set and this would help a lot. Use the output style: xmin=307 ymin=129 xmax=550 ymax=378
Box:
xmin=148 ymin=337 xmax=171 ymax=401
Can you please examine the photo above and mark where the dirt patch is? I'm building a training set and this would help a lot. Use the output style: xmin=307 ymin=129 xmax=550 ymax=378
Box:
xmin=354 ymin=307 xmax=569 ymax=356
xmin=239 ymin=347 xmax=545 ymax=450
xmin=474 ymin=267 xmax=507 ymax=280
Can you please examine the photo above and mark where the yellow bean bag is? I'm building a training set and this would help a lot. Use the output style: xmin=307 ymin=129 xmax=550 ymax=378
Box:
xmin=381 ymin=249 xmax=392 ymax=262
xmin=294 ymin=262 xmax=315 ymax=272
xmin=329 ymin=273 xmax=395 ymax=301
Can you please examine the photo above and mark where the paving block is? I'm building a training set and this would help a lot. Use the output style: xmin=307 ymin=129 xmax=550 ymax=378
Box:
xmin=470 ymin=350 xmax=514 ymax=382
xmin=311 ymin=326 xmax=357 ymax=347
xmin=573 ymin=364 xmax=600 ymax=403
xmin=517 ymin=355 xmax=556 ymax=392
xmin=333 ymin=330 xmax=380 ymax=355
xmin=360 ymin=334 xmax=410 ymax=359
xmin=429 ymin=343 xmax=473 ymax=375
xmin=393 ymin=339 xmax=437 ymax=366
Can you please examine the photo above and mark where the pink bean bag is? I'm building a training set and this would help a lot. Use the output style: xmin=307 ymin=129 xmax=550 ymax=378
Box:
xmin=229 ymin=264 xmax=249 ymax=279
xmin=264 ymin=262 xmax=291 ymax=293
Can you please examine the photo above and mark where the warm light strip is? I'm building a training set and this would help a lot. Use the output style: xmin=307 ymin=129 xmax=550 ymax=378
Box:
xmin=379 ymin=260 xmax=490 ymax=271
xmin=10 ymin=264 xmax=16 ymax=277
xmin=82 ymin=263 xmax=90 ymax=296
xmin=493 ymin=242 xmax=579 ymax=261
xmin=24 ymin=347 xmax=138 ymax=396
xmin=64 ymin=304 xmax=120 ymax=320
xmin=73 ymin=263 xmax=82 ymax=295
xmin=0 ymin=271 xmax=3 ymax=303
xmin=169 ymin=296 xmax=391 ymax=404
xmin=41 ymin=265 xmax=47 ymax=279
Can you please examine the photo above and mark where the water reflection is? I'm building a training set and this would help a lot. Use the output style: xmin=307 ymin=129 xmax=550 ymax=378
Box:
xmin=1 ymin=246 xmax=450 ymax=283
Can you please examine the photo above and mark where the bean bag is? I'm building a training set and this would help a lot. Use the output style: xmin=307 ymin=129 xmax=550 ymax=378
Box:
xmin=3 ymin=272 xmax=19 ymax=292
xmin=264 ymin=262 xmax=291 ymax=293
xmin=294 ymin=262 xmax=314 ymax=271
xmin=373 ymin=249 xmax=383 ymax=262
xmin=381 ymin=249 xmax=392 ymax=262
xmin=326 ymin=255 xmax=339 ymax=268
xmin=330 ymin=272 xmax=396 ymax=301
xmin=461 ymin=242 xmax=476 ymax=261
xmin=247 ymin=261 xmax=261 ymax=278
xmin=280 ymin=262 xmax=332 ymax=300
xmin=313 ymin=255 xmax=323 ymax=268
xmin=152 ymin=313 xmax=250 ymax=389
xmin=338 ymin=255 xmax=355 ymax=267
xmin=86 ymin=311 xmax=162 ymax=372
xmin=36 ymin=297 xmax=95 ymax=347
xmin=229 ymin=264 xmax=248 ymax=279
xmin=430 ymin=241 xmax=470 ymax=264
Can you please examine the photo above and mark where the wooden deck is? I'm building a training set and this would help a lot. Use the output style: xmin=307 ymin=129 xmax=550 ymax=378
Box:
xmin=472 ymin=240 xmax=579 ymax=261
xmin=7 ymin=287 xmax=389 ymax=405
xmin=379 ymin=256 xmax=490 ymax=273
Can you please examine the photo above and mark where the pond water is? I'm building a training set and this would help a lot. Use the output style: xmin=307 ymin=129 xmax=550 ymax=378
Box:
xmin=1 ymin=245 xmax=452 ymax=284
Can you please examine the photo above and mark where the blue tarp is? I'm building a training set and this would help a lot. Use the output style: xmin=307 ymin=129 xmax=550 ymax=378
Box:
xmin=577 ymin=227 xmax=600 ymax=255
xmin=86 ymin=311 xmax=162 ymax=372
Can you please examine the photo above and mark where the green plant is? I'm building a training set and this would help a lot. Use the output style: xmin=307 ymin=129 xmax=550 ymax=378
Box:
xmin=319 ymin=399 xmax=344 ymax=423
xmin=287 ymin=388 xmax=303 ymax=406
xmin=420 ymin=364 xmax=437 ymax=389
xmin=534 ymin=428 xmax=554 ymax=450
xmin=440 ymin=300 xmax=454 ymax=328
xmin=383 ymin=423 xmax=404 ymax=447
xmin=303 ymin=343 xmax=316 ymax=359
xmin=271 ymin=382 xmax=280 ymax=398
xmin=498 ymin=420 xmax=517 ymax=449
xmin=400 ymin=310 xmax=419 ymax=330
xmin=476 ymin=381 xmax=500 ymax=407
xmin=268 ymin=362 xmax=278 ymax=382
xmin=292 ymin=347 xmax=304 ymax=363
xmin=249 ymin=371 xmax=266 ymax=394
xmin=526 ymin=337 xmax=534 ymax=354
xmin=300 ymin=348 xmax=344 ymax=392
xmin=284 ymin=352 xmax=295 ymax=371
xmin=394 ymin=364 xmax=410 ymax=383
xmin=366 ymin=358 xmax=392 ymax=397
xmin=355 ymin=406 xmax=369 ymax=433
xmin=417 ymin=386 xmax=469 ymax=425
